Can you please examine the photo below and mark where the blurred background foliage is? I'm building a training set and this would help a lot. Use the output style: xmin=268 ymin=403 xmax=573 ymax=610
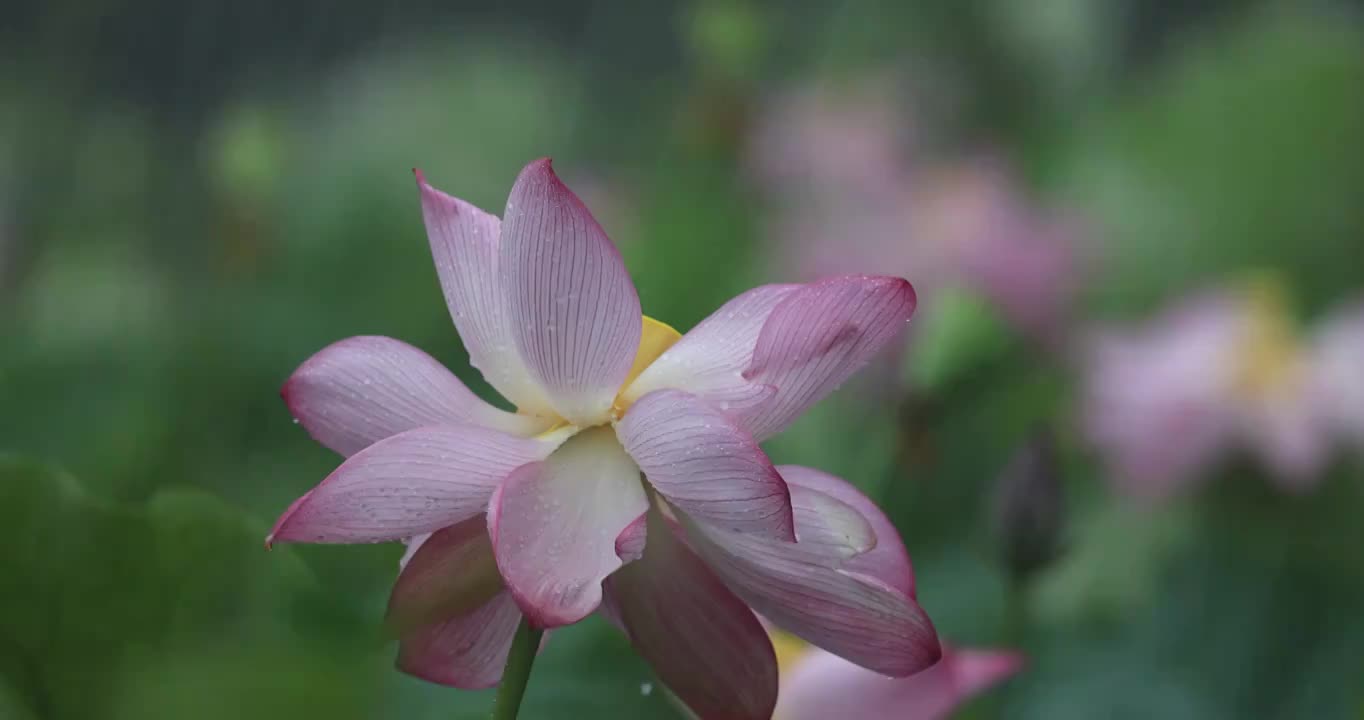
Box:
xmin=2 ymin=0 xmax=1363 ymax=718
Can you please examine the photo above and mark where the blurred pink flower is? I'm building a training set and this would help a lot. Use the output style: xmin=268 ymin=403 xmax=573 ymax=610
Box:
xmin=268 ymin=158 xmax=940 ymax=717
xmin=1083 ymin=293 xmax=1245 ymax=499
xmin=774 ymin=643 xmax=1024 ymax=720
xmin=745 ymin=80 xmax=912 ymax=198
xmin=912 ymin=161 xmax=1081 ymax=343
xmin=1310 ymin=299 xmax=1364 ymax=447
xmin=747 ymin=82 xmax=1080 ymax=343
xmin=1084 ymin=283 xmax=1364 ymax=499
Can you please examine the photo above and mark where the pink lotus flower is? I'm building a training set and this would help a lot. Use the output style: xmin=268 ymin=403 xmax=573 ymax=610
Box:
xmin=1084 ymin=282 xmax=1364 ymax=499
xmin=773 ymin=638 xmax=1024 ymax=720
xmin=268 ymin=158 xmax=941 ymax=717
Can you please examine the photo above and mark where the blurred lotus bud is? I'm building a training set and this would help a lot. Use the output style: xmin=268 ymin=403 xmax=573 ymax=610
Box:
xmin=991 ymin=429 xmax=1066 ymax=583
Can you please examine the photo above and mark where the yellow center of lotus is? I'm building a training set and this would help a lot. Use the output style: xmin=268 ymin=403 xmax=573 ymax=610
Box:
xmin=770 ymin=630 xmax=811 ymax=676
xmin=1232 ymin=274 xmax=1303 ymax=402
xmin=614 ymin=316 xmax=683 ymax=417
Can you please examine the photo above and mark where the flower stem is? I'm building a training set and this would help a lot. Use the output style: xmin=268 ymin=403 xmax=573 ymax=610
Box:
xmin=490 ymin=616 xmax=542 ymax=720
xmin=1002 ymin=574 xmax=1030 ymax=647
xmin=988 ymin=575 xmax=1030 ymax=719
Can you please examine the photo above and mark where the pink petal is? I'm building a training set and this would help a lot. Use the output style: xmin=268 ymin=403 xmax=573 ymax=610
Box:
xmin=778 ymin=465 xmax=914 ymax=595
xmin=267 ymin=424 xmax=560 ymax=545
xmin=488 ymin=427 xmax=648 ymax=628
xmin=787 ymin=483 xmax=876 ymax=567
xmin=499 ymin=158 xmax=642 ymax=425
xmin=616 ymin=389 xmax=795 ymax=541
xmin=949 ymin=647 xmax=1027 ymax=698
xmin=603 ymin=508 xmax=778 ymax=720
xmin=680 ymin=471 xmax=939 ymax=676
xmin=614 ymin=513 xmax=648 ymax=564
xmin=1081 ymin=292 xmax=1243 ymax=499
xmin=775 ymin=645 xmax=1024 ymax=720
xmin=737 ymin=275 xmax=916 ymax=441
xmin=1311 ymin=299 xmax=1364 ymax=444
xmin=619 ymin=284 xmax=800 ymax=412
xmin=1243 ymin=380 xmax=1330 ymax=490
xmin=416 ymin=171 xmax=554 ymax=416
xmin=386 ymin=516 xmax=503 ymax=635
xmin=399 ymin=532 xmax=432 ymax=567
xmin=396 ymin=590 xmax=522 ymax=690
xmin=282 ymin=335 xmax=547 ymax=457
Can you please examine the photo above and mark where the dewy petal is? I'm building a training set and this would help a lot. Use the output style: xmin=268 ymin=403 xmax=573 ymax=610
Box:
xmin=396 ymin=591 xmax=523 ymax=690
xmin=267 ymin=424 xmax=562 ymax=546
xmin=620 ymin=284 xmax=800 ymax=411
xmin=737 ymin=275 xmax=916 ymax=441
xmin=604 ymin=506 xmax=778 ymax=720
xmin=680 ymin=468 xmax=939 ymax=676
xmin=386 ymin=515 xmax=503 ymax=635
xmin=499 ymin=158 xmax=642 ymax=425
xmin=416 ymin=171 xmax=553 ymax=416
xmin=617 ymin=389 xmax=795 ymax=541
xmin=774 ymin=645 xmax=1024 ymax=720
xmin=282 ymin=336 xmax=549 ymax=457
xmin=488 ymin=426 xmax=648 ymax=628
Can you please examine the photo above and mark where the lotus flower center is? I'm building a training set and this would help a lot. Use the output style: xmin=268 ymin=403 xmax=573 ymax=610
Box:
xmin=532 ymin=315 xmax=682 ymax=439
xmin=611 ymin=315 xmax=682 ymax=418
xmin=1232 ymin=275 xmax=1303 ymax=403
xmin=770 ymin=630 xmax=811 ymax=675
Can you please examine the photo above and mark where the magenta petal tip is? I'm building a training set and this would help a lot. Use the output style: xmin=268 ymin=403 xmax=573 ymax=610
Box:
xmin=892 ymin=275 xmax=916 ymax=311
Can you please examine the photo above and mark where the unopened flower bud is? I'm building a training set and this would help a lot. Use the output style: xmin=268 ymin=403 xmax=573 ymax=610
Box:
xmin=990 ymin=428 xmax=1066 ymax=584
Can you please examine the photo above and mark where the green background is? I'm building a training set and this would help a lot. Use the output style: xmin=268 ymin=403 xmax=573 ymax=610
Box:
xmin=2 ymin=1 xmax=1362 ymax=717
